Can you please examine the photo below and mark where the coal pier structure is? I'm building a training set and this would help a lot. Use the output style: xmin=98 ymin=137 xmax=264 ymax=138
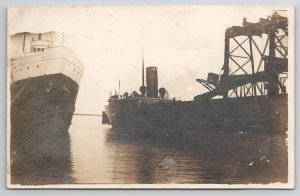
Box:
xmin=104 ymin=12 xmax=288 ymax=132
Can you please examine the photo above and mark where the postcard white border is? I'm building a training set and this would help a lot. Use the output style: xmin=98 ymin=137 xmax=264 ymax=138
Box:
xmin=6 ymin=5 xmax=295 ymax=189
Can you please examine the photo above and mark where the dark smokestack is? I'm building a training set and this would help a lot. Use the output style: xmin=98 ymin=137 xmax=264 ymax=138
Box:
xmin=146 ymin=67 xmax=158 ymax=98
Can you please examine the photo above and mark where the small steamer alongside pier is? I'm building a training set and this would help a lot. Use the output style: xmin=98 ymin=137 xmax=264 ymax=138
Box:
xmin=104 ymin=12 xmax=288 ymax=131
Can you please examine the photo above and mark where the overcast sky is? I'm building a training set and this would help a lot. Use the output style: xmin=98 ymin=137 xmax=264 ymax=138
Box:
xmin=8 ymin=6 xmax=289 ymax=114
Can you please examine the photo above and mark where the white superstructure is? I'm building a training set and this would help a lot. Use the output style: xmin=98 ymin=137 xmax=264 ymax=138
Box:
xmin=10 ymin=32 xmax=83 ymax=84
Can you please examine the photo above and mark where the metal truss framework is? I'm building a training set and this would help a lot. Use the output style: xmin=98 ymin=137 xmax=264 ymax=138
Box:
xmin=195 ymin=12 xmax=288 ymax=100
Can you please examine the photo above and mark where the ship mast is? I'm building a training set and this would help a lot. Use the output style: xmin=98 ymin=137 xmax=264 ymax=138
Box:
xmin=139 ymin=49 xmax=147 ymax=97
xmin=118 ymin=79 xmax=120 ymax=97
xmin=142 ymin=49 xmax=145 ymax=86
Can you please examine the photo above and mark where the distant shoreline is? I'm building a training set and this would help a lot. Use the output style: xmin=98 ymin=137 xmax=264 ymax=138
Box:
xmin=73 ymin=113 xmax=101 ymax=116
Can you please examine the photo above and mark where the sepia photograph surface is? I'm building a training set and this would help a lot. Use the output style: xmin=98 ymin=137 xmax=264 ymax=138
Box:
xmin=7 ymin=5 xmax=294 ymax=189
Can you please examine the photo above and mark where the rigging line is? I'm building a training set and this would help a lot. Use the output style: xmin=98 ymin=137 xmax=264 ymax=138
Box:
xmin=11 ymin=78 xmax=30 ymax=104
xmin=127 ymin=62 xmax=138 ymax=93
xmin=132 ymin=62 xmax=138 ymax=85
xmin=16 ymin=35 xmax=24 ymax=53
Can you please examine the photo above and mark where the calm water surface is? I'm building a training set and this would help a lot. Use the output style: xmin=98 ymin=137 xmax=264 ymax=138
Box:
xmin=69 ymin=115 xmax=288 ymax=184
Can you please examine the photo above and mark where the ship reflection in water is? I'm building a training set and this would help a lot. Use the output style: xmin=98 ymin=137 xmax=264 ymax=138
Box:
xmin=10 ymin=124 xmax=74 ymax=185
xmin=70 ymin=115 xmax=287 ymax=184
xmin=11 ymin=115 xmax=287 ymax=185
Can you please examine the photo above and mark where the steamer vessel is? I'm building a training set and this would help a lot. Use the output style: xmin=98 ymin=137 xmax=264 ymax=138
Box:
xmin=10 ymin=32 xmax=83 ymax=127
xmin=104 ymin=12 xmax=288 ymax=131
xmin=10 ymin=32 xmax=83 ymax=184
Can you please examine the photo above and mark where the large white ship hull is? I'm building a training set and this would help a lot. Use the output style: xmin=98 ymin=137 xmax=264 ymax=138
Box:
xmin=10 ymin=32 xmax=83 ymax=185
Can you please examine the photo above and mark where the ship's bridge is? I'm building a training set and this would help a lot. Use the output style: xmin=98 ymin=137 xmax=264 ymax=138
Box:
xmin=30 ymin=33 xmax=53 ymax=52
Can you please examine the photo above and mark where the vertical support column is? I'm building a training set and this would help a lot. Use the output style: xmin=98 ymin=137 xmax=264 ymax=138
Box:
xmin=222 ymin=35 xmax=230 ymax=98
xmin=249 ymin=36 xmax=257 ymax=96
xmin=22 ymin=32 xmax=26 ymax=52
xmin=267 ymin=32 xmax=279 ymax=96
